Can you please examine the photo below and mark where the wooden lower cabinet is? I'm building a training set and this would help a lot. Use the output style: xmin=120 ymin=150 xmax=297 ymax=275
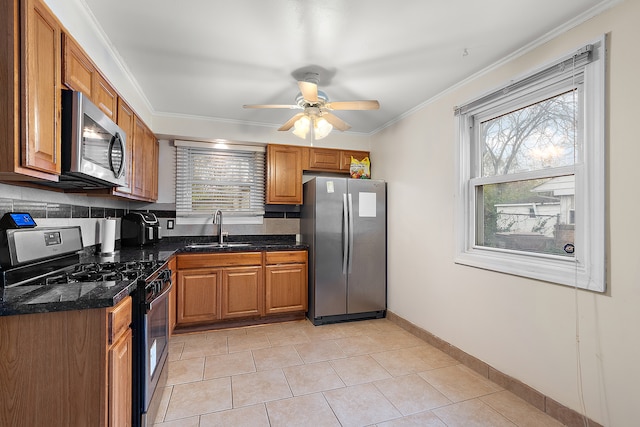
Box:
xmin=176 ymin=264 xmax=263 ymax=327
xmin=109 ymin=328 xmax=133 ymax=427
xmin=177 ymin=268 xmax=221 ymax=325
xmin=221 ymin=266 xmax=262 ymax=318
xmin=174 ymin=250 xmax=307 ymax=329
xmin=0 ymin=296 xmax=133 ymax=426
xmin=265 ymin=251 xmax=308 ymax=315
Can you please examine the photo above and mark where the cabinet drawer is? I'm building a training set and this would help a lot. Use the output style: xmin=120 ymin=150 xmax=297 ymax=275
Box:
xmin=108 ymin=296 xmax=132 ymax=345
xmin=177 ymin=252 xmax=262 ymax=269
xmin=265 ymin=251 xmax=307 ymax=265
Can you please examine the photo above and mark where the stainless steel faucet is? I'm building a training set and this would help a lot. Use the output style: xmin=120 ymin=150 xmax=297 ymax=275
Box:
xmin=214 ymin=209 xmax=224 ymax=244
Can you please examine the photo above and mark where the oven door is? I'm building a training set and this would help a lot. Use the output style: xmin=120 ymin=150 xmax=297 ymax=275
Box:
xmin=140 ymin=278 xmax=171 ymax=426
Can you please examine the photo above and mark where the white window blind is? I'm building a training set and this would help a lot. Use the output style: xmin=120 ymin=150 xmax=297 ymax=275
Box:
xmin=175 ymin=140 xmax=265 ymax=219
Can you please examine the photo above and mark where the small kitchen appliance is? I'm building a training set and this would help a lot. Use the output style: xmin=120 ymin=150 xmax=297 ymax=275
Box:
xmin=121 ymin=212 xmax=162 ymax=246
xmin=55 ymin=90 xmax=127 ymax=189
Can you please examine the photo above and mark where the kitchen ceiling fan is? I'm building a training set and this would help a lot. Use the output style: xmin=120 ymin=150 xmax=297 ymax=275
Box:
xmin=243 ymin=73 xmax=379 ymax=140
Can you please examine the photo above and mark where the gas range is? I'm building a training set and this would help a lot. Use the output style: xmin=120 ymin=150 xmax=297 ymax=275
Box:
xmin=0 ymin=225 xmax=166 ymax=310
xmin=34 ymin=259 xmax=164 ymax=286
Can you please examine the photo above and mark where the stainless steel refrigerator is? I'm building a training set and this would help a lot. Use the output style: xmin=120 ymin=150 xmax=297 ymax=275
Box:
xmin=301 ymin=177 xmax=386 ymax=325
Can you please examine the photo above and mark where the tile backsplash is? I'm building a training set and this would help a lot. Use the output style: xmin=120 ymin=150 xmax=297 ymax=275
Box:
xmin=0 ymin=183 xmax=300 ymax=247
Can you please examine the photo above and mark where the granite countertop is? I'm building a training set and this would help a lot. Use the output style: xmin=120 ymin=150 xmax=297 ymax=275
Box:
xmin=0 ymin=235 xmax=307 ymax=316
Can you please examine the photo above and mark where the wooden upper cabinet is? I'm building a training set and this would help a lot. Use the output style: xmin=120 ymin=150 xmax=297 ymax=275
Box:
xmin=131 ymin=116 xmax=147 ymax=198
xmin=129 ymin=118 xmax=158 ymax=201
xmin=305 ymin=147 xmax=370 ymax=173
xmin=266 ymin=144 xmax=303 ymax=204
xmin=114 ymin=98 xmax=135 ymax=195
xmin=149 ymin=135 xmax=159 ymax=201
xmin=340 ymin=150 xmax=370 ymax=171
xmin=62 ymin=32 xmax=117 ymax=120
xmin=306 ymin=147 xmax=341 ymax=171
xmin=23 ymin=0 xmax=62 ymax=175
xmin=265 ymin=144 xmax=371 ymax=205
xmin=95 ymin=73 xmax=117 ymax=120
xmin=62 ymin=33 xmax=94 ymax=98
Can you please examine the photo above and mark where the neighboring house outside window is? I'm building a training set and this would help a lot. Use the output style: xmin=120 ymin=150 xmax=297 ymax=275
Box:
xmin=454 ymin=36 xmax=606 ymax=292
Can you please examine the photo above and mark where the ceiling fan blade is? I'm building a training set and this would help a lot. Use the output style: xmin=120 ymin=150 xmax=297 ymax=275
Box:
xmin=298 ymin=81 xmax=319 ymax=103
xmin=278 ymin=113 xmax=305 ymax=131
xmin=322 ymin=112 xmax=351 ymax=131
xmin=325 ymin=100 xmax=380 ymax=110
xmin=243 ymin=104 xmax=300 ymax=109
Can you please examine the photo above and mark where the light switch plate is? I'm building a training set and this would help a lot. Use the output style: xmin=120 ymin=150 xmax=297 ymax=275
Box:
xmin=167 ymin=219 xmax=174 ymax=229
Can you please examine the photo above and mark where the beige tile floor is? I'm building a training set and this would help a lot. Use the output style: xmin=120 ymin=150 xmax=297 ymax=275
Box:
xmin=153 ymin=318 xmax=565 ymax=427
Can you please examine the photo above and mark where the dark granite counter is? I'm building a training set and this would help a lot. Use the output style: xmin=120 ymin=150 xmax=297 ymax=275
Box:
xmin=0 ymin=235 xmax=307 ymax=316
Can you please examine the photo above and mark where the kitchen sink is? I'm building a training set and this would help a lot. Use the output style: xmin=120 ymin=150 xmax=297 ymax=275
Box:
xmin=185 ymin=242 xmax=252 ymax=249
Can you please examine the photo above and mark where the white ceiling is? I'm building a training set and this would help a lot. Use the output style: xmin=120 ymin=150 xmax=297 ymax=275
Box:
xmin=82 ymin=0 xmax=609 ymax=135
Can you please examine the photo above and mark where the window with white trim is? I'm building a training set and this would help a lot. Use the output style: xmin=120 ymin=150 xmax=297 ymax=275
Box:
xmin=454 ymin=36 xmax=606 ymax=292
xmin=175 ymin=140 xmax=265 ymax=224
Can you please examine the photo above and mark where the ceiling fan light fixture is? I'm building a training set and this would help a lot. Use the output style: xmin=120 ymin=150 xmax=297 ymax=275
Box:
xmin=292 ymin=115 xmax=311 ymax=139
xmin=314 ymin=117 xmax=333 ymax=140
xmin=292 ymin=114 xmax=333 ymax=140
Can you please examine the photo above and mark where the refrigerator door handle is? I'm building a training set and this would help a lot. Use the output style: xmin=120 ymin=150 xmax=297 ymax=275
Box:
xmin=342 ymin=193 xmax=349 ymax=274
xmin=348 ymin=193 xmax=354 ymax=274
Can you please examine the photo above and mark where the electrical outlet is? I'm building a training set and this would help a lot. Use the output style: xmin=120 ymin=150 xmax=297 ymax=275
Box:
xmin=167 ymin=219 xmax=174 ymax=229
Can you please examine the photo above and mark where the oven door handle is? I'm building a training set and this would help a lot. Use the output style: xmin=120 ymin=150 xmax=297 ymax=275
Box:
xmin=146 ymin=279 xmax=173 ymax=312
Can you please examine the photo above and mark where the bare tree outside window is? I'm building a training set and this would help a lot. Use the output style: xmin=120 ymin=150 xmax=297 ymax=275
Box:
xmin=477 ymin=91 xmax=577 ymax=256
xmin=481 ymin=91 xmax=576 ymax=177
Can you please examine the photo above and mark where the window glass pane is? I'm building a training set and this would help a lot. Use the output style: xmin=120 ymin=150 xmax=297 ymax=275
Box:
xmin=481 ymin=91 xmax=577 ymax=177
xmin=476 ymin=176 xmax=575 ymax=257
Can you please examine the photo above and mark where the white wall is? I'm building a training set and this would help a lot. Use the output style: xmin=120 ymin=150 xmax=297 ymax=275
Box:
xmin=43 ymin=0 xmax=154 ymax=124
xmin=372 ymin=2 xmax=639 ymax=425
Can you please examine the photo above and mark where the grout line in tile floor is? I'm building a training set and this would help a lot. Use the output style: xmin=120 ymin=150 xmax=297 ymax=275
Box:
xmin=153 ymin=318 xmax=565 ymax=427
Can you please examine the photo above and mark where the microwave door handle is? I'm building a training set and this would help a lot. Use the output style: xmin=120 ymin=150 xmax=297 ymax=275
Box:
xmin=108 ymin=133 xmax=124 ymax=178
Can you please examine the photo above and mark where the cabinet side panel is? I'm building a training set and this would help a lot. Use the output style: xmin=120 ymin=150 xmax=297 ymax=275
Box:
xmin=0 ymin=309 xmax=106 ymax=426
xmin=0 ymin=0 xmax=20 ymax=173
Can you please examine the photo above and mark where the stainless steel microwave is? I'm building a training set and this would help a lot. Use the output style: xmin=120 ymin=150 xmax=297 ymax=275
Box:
xmin=58 ymin=90 xmax=127 ymax=189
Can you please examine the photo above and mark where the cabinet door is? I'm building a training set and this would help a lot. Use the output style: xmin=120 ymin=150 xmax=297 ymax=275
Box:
xmin=114 ymin=98 xmax=135 ymax=195
xmin=266 ymin=144 xmax=303 ymax=204
xmin=131 ymin=117 xmax=158 ymax=201
xmin=131 ymin=116 xmax=147 ymax=198
xmin=307 ymin=147 xmax=340 ymax=171
xmin=177 ymin=269 xmax=221 ymax=325
xmin=23 ymin=0 xmax=61 ymax=174
xmin=340 ymin=150 xmax=370 ymax=171
xmin=62 ymin=33 xmax=94 ymax=97
xmin=109 ymin=328 xmax=132 ymax=427
xmin=148 ymin=135 xmax=159 ymax=201
xmin=221 ymin=266 xmax=263 ymax=319
xmin=94 ymin=73 xmax=117 ymax=121
xmin=265 ymin=263 xmax=308 ymax=314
